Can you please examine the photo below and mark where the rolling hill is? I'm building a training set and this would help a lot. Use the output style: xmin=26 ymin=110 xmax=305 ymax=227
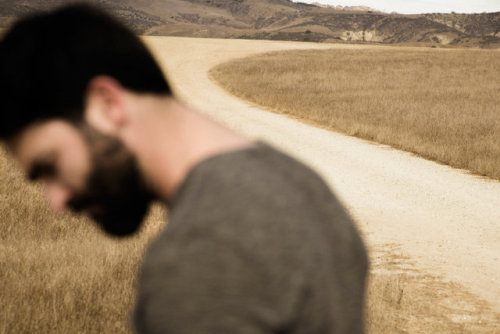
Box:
xmin=0 ymin=0 xmax=499 ymax=48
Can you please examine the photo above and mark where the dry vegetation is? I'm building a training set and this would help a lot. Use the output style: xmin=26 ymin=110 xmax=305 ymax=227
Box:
xmin=3 ymin=1 xmax=500 ymax=48
xmin=209 ymin=46 xmax=500 ymax=332
xmin=1 ymin=44 xmax=499 ymax=334
xmin=0 ymin=145 xmax=166 ymax=333
xmin=366 ymin=244 xmax=499 ymax=333
xmin=1 ymin=140 xmax=499 ymax=333
xmin=210 ymin=47 xmax=500 ymax=180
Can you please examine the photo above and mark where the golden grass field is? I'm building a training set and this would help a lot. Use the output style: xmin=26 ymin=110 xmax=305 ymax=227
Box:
xmin=1 ymin=43 xmax=499 ymax=333
xmin=2 ymin=147 xmax=498 ymax=334
xmin=2 ymin=150 xmax=499 ymax=333
xmin=0 ymin=147 xmax=166 ymax=333
xmin=210 ymin=47 xmax=500 ymax=181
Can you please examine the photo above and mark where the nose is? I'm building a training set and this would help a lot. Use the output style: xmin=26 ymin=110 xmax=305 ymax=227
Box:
xmin=43 ymin=181 xmax=72 ymax=212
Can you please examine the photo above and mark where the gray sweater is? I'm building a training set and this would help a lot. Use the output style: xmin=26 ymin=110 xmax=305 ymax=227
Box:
xmin=134 ymin=142 xmax=368 ymax=333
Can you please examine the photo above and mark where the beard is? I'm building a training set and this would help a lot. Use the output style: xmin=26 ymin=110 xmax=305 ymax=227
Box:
xmin=67 ymin=126 xmax=154 ymax=237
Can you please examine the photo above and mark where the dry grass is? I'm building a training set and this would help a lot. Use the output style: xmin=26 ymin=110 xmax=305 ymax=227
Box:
xmin=210 ymin=47 xmax=500 ymax=180
xmin=2 ymin=46 xmax=500 ymax=331
xmin=366 ymin=244 xmax=500 ymax=333
xmin=2 ymin=143 xmax=499 ymax=333
xmin=0 ymin=145 xmax=166 ymax=333
xmin=209 ymin=46 xmax=500 ymax=332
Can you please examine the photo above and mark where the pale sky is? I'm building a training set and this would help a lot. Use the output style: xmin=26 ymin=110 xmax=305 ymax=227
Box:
xmin=293 ymin=1 xmax=500 ymax=14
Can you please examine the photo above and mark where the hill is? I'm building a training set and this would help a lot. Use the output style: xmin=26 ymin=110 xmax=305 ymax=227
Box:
xmin=0 ymin=0 xmax=499 ymax=48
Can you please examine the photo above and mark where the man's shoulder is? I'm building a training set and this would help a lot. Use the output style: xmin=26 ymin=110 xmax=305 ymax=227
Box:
xmin=153 ymin=141 xmax=363 ymax=268
xmin=136 ymin=142 xmax=368 ymax=333
xmin=167 ymin=140 xmax=360 ymax=239
xmin=172 ymin=141 xmax=332 ymax=209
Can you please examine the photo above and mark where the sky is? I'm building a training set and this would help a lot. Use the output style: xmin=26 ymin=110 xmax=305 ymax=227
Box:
xmin=292 ymin=1 xmax=500 ymax=14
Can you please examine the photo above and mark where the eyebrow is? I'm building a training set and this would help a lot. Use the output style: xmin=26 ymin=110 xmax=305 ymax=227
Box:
xmin=27 ymin=154 xmax=57 ymax=181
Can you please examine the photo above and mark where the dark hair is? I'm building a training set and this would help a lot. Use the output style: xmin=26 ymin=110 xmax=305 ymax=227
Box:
xmin=0 ymin=4 xmax=171 ymax=139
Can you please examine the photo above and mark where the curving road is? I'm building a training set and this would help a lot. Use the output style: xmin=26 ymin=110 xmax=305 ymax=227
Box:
xmin=144 ymin=36 xmax=500 ymax=312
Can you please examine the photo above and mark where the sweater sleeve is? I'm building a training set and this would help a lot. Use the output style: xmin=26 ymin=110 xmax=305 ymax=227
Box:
xmin=133 ymin=236 xmax=297 ymax=334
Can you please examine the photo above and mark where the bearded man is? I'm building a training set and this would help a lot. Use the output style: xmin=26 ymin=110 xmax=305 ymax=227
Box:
xmin=0 ymin=4 xmax=368 ymax=333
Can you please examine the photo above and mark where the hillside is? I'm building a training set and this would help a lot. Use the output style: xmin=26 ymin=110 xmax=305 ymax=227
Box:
xmin=0 ymin=0 xmax=499 ymax=48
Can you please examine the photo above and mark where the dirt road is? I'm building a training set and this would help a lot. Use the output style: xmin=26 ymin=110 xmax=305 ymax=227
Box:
xmin=145 ymin=37 xmax=500 ymax=312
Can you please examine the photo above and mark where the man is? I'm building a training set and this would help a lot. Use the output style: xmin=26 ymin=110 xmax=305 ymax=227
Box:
xmin=0 ymin=4 xmax=368 ymax=333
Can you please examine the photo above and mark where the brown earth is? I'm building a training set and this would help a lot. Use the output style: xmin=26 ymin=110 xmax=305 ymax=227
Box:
xmin=1 ymin=0 xmax=499 ymax=48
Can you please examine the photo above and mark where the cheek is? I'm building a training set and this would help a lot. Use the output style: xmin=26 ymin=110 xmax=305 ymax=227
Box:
xmin=58 ymin=137 xmax=91 ymax=192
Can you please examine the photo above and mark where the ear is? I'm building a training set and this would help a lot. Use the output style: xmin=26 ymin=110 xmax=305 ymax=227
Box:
xmin=84 ymin=76 xmax=128 ymax=136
